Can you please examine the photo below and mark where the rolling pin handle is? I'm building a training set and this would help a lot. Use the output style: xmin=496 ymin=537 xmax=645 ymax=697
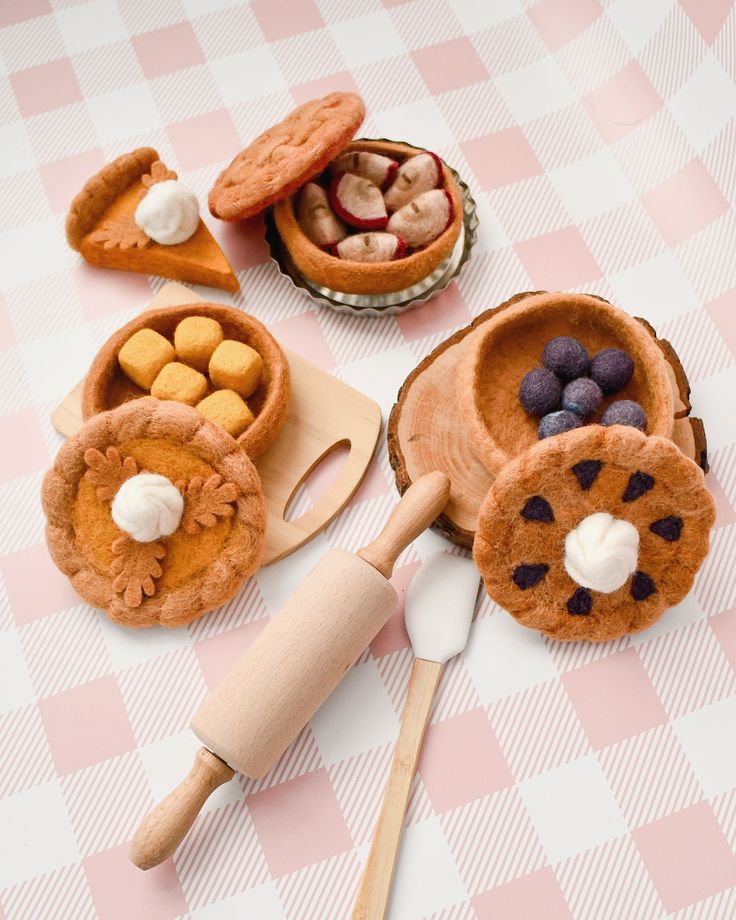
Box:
xmin=357 ymin=471 xmax=450 ymax=579
xmin=130 ymin=747 xmax=234 ymax=870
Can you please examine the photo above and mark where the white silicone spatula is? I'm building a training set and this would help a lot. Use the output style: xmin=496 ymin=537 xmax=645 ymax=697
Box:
xmin=351 ymin=551 xmax=480 ymax=920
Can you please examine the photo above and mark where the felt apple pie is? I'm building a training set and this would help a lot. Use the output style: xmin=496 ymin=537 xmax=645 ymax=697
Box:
xmin=207 ymin=91 xmax=463 ymax=295
xmin=66 ymin=148 xmax=239 ymax=292
xmin=474 ymin=424 xmax=715 ymax=642
xmin=42 ymin=399 xmax=267 ymax=627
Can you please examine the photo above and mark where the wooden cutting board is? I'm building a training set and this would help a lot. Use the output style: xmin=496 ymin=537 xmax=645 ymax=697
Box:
xmin=387 ymin=292 xmax=707 ymax=549
xmin=52 ymin=282 xmax=382 ymax=565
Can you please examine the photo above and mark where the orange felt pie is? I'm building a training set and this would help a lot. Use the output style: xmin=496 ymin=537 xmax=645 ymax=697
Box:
xmin=66 ymin=148 xmax=239 ymax=293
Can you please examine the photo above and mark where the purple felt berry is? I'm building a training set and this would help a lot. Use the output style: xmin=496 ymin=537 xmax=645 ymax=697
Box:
xmin=542 ymin=336 xmax=590 ymax=381
xmin=519 ymin=368 xmax=562 ymax=416
xmin=601 ymin=399 xmax=647 ymax=431
xmin=537 ymin=409 xmax=583 ymax=440
xmin=589 ymin=348 xmax=634 ymax=395
xmin=561 ymin=377 xmax=603 ymax=418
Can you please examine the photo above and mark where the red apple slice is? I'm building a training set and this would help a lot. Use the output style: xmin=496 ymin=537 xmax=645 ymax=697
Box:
xmin=386 ymin=189 xmax=453 ymax=248
xmin=298 ymin=182 xmax=346 ymax=248
xmin=329 ymin=173 xmax=388 ymax=231
xmin=330 ymin=151 xmax=399 ymax=190
xmin=384 ymin=151 xmax=443 ymax=210
xmin=335 ymin=232 xmax=406 ymax=262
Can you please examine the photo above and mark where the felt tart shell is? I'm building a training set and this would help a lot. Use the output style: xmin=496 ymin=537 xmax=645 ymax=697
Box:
xmin=473 ymin=424 xmax=715 ymax=642
xmin=82 ymin=303 xmax=290 ymax=459
xmin=459 ymin=292 xmax=675 ymax=476
xmin=273 ymin=140 xmax=464 ymax=296
xmin=42 ymin=399 xmax=267 ymax=628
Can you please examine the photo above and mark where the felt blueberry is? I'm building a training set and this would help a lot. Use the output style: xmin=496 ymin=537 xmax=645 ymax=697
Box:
xmin=601 ymin=399 xmax=647 ymax=431
xmin=519 ymin=368 xmax=562 ymax=416
xmin=538 ymin=409 xmax=583 ymax=440
xmin=589 ymin=348 xmax=634 ymax=395
xmin=542 ymin=336 xmax=590 ymax=381
xmin=561 ymin=377 xmax=603 ymax=418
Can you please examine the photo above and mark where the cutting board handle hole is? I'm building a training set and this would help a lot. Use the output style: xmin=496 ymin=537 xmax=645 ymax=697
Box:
xmin=283 ymin=440 xmax=351 ymax=523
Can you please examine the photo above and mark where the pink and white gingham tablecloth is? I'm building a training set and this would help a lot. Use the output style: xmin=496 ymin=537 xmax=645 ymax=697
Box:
xmin=1 ymin=1 xmax=735 ymax=917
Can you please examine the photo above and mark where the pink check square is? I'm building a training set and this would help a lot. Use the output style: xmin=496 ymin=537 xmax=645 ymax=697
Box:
xmin=583 ymin=62 xmax=662 ymax=143
xmin=11 ymin=59 xmax=82 ymax=117
xmin=515 ymin=226 xmax=602 ymax=289
xmin=132 ymin=23 xmax=205 ymax=79
xmin=462 ymin=128 xmax=544 ymax=191
xmin=642 ymin=158 xmax=729 ymax=247
xmin=412 ymin=38 xmax=489 ymax=95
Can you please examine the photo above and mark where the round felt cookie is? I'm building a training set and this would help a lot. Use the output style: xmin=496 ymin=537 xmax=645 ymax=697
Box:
xmin=209 ymin=92 xmax=365 ymax=221
xmin=473 ymin=425 xmax=715 ymax=642
xmin=42 ymin=399 xmax=267 ymax=628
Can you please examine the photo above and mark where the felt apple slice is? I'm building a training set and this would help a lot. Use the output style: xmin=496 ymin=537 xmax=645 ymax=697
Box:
xmin=298 ymin=182 xmax=346 ymax=248
xmin=329 ymin=173 xmax=388 ymax=231
xmin=330 ymin=151 xmax=399 ymax=190
xmin=335 ymin=232 xmax=406 ymax=262
xmin=387 ymin=189 xmax=453 ymax=249
xmin=384 ymin=151 xmax=443 ymax=211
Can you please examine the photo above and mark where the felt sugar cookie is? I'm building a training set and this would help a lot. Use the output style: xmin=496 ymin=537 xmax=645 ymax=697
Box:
xmin=209 ymin=92 xmax=366 ymax=221
xmin=42 ymin=399 xmax=266 ymax=628
xmin=473 ymin=425 xmax=715 ymax=642
xmin=66 ymin=148 xmax=238 ymax=292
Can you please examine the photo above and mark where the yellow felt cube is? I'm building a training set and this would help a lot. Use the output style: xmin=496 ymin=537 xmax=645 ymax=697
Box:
xmin=151 ymin=362 xmax=208 ymax=406
xmin=118 ymin=328 xmax=175 ymax=390
xmin=209 ymin=339 xmax=263 ymax=397
xmin=196 ymin=389 xmax=255 ymax=438
xmin=174 ymin=316 xmax=224 ymax=372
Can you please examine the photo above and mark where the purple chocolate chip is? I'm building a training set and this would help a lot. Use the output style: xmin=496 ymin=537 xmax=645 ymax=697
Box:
xmin=623 ymin=470 xmax=655 ymax=502
xmin=512 ymin=564 xmax=549 ymax=589
xmin=631 ymin=571 xmax=656 ymax=601
xmin=601 ymin=399 xmax=647 ymax=431
xmin=521 ymin=496 xmax=554 ymax=522
xmin=571 ymin=459 xmax=602 ymax=490
xmin=519 ymin=368 xmax=562 ymax=416
xmin=590 ymin=348 xmax=634 ymax=395
xmin=650 ymin=516 xmax=683 ymax=541
xmin=542 ymin=336 xmax=590 ymax=381
xmin=567 ymin=587 xmax=592 ymax=615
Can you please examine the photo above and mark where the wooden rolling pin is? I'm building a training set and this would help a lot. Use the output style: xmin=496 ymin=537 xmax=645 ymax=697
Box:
xmin=130 ymin=471 xmax=450 ymax=870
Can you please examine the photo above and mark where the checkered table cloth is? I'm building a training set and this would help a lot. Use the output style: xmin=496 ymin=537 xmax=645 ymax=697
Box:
xmin=1 ymin=0 xmax=735 ymax=917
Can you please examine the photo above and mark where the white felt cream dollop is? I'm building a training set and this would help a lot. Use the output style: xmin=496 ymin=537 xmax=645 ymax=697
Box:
xmin=112 ymin=473 xmax=184 ymax=543
xmin=134 ymin=180 xmax=199 ymax=245
xmin=564 ymin=512 xmax=639 ymax=593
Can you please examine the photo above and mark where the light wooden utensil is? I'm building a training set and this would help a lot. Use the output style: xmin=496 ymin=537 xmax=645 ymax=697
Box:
xmin=51 ymin=281 xmax=382 ymax=565
xmin=130 ymin=471 xmax=451 ymax=870
xmin=352 ymin=551 xmax=479 ymax=920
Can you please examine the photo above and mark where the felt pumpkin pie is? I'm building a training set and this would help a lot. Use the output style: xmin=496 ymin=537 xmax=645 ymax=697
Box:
xmin=42 ymin=399 xmax=267 ymax=628
xmin=82 ymin=303 xmax=290 ymax=459
xmin=66 ymin=148 xmax=239 ymax=293
xmin=208 ymin=92 xmax=463 ymax=295
xmin=474 ymin=424 xmax=715 ymax=642
xmin=458 ymin=292 xmax=675 ymax=476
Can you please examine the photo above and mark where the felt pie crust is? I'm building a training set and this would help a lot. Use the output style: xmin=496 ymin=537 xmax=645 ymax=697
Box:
xmin=42 ymin=399 xmax=267 ymax=628
xmin=474 ymin=424 xmax=715 ymax=642
xmin=82 ymin=303 xmax=290 ymax=459
xmin=458 ymin=292 xmax=675 ymax=476
xmin=66 ymin=148 xmax=239 ymax=293
xmin=209 ymin=92 xmax=366 ymax=221
xmin=273 ymin=140 xmax=464 ymax=295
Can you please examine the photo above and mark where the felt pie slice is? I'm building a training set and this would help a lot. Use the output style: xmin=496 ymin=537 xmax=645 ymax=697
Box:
xmin=66 ymin=148 xmax=239 ymax=293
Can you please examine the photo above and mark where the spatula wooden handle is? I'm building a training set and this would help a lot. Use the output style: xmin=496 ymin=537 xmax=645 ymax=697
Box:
xmin=358 ymin=472 xmax=450 ymax=578
xmin=130 ymin=747 xmax=234 ymax=870
xmin=351 ymin=658 xmax=443 ymax=920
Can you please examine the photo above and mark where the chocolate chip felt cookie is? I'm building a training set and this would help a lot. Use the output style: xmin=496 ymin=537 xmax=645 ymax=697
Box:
xmin=473 ymin=424 xmax=715 ymax=642
xmin=66 ymin=148 xmax=239 ymax=292
xmin=42 ymin=399 xmax=266 ymax=628
xmin=209 ymin=92 xmax=366 ymax=221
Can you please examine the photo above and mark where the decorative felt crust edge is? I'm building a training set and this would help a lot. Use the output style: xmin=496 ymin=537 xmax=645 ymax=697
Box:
xmin=42 ymin=399 xmax=267 ymax=628
xmin=81 ymin=303 xmax=290 ymax=460
xmin=458 ymin=292 xmax=676 ymax=476
xmin=473 ymin=425 xmax=715 ymax=642
xmin=208 ymin=93 xmax=366 ymax=221
xmin=65 ymin=147 xmax=158 ymax=251
xmin=273 ymin=140 xmax=464 ymax=295
xmin=386 ymin=291 xmax=708 ymax=549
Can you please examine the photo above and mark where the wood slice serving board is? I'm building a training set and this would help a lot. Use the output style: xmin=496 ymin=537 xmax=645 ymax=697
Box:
xmin=388 ymin=291 xmax=707 ymax=550
xmin=53 ymin=282 xmax=382 ymax=565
